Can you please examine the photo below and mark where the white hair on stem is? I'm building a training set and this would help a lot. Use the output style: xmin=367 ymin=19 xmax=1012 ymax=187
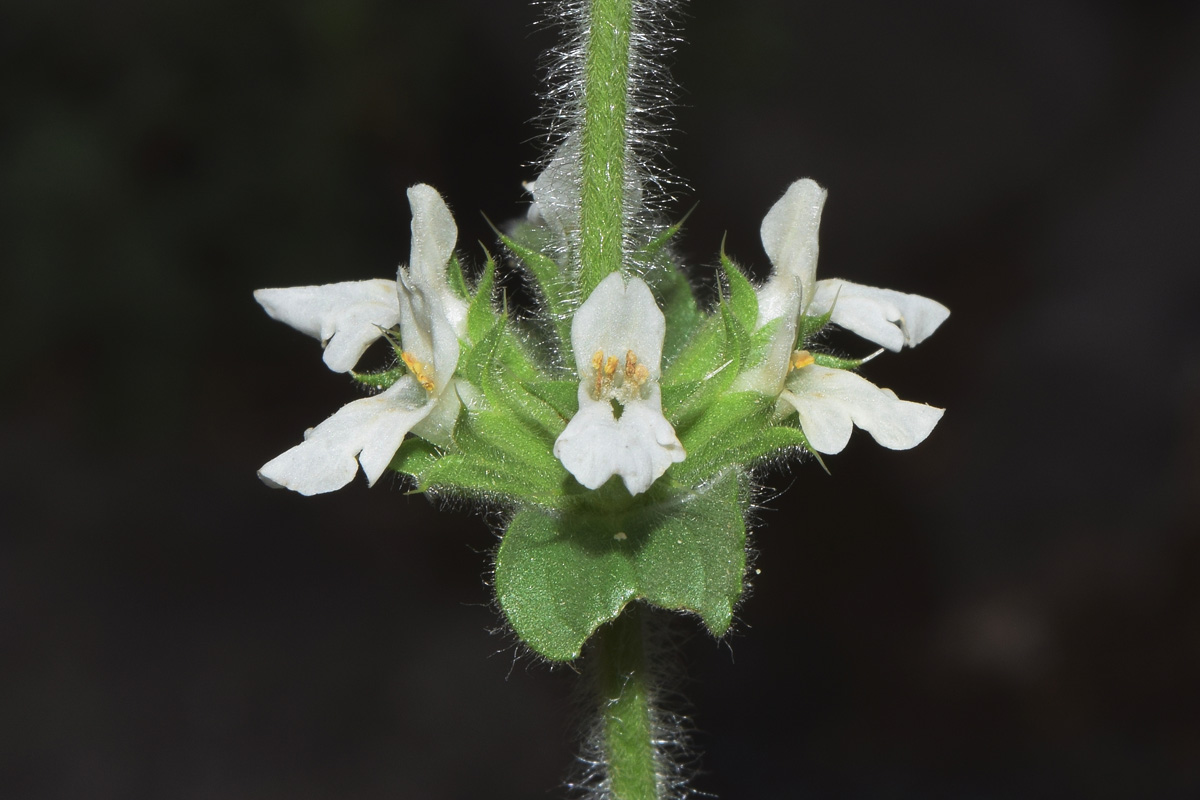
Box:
xmin=530 ymin=0 xmax=687 ymax=277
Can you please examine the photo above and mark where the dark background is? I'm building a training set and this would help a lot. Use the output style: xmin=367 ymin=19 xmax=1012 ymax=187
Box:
xmin=4 ymin=0 xmax=1199 ymax=797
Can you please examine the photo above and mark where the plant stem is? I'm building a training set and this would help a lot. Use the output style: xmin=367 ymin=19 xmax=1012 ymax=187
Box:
xmin=595 ymin=604 xmax=658 ymax=800
xmin=578 ymin=0 xmax=633 ymax=295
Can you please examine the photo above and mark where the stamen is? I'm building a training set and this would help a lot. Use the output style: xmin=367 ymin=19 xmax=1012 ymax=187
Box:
xmin=402 ymin=351 xmax=436 ymax=392
xmin=789 ymin=350 xmax=815 ymax=372
xmin=592 ymin=349 xmax=606 ymax=397
xmin=590 ymin=349 xmax=650 ymax=401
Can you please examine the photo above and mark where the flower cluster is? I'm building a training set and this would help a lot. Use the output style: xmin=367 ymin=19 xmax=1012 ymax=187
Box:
xmin=255 ymin=174 xmax=947 ymax=660
xmin=257 ymin=178 xmax=945 ymax=498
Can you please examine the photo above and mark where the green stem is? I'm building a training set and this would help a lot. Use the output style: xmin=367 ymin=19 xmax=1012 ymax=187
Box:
xmin=578 ymin=0 xmax=633 ymax=295
xmin=595 ymin=604 xmax=658 ymax=800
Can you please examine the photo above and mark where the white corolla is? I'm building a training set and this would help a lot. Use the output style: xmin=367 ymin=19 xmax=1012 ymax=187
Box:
xmin=255 ymin=184 xmax=470 ymax=495
xmin=553 ymin=272 xmax=685 ymax=495
xmin=744 ymin=179 xmax=949 ymax=455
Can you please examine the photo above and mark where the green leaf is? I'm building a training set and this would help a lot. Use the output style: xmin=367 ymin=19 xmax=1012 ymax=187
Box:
xmin=720 ymin=249 xmax=758 ymax=333
xmin=495 ymin=472 xmax=747 ymax=661
xmin=659 ymin=305 xmax=746 ymax=433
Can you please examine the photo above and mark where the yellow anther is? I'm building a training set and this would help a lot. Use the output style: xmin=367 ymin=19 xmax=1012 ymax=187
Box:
xmin=789 ymin=350 xmax=815 ymax=372
xmin=402 ymin=351 xmax=436 ymax=392
xmin=590 ymin=348 xmax=650 ymax=400
xmin=622 ymin=349 xmax=650 ymax=390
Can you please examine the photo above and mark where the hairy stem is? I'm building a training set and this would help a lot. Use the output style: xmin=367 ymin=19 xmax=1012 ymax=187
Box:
xmin=594 ymin=604 xmax=659 ymax=800
xmin=578 ymin=0 xmax=633 ymax=295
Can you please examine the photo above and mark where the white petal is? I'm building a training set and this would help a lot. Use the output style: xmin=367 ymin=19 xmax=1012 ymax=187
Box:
xmin=254 ymin=280 xmax=399 ymax=373
xmin=406 ymin=184 xmax=469 ymax=339
xmin=571 ymin=273 xmax=666 ymax=376
xmin=733 ymin=304 xmax=798 ymax=395
xmin=526 ymin=135 xmax=581 ymax=243
xmin=525 ymin=133 xmax=642 ymax=248
xmin=258 ymin=376 xmax=433 ymax=495
xmin=409 ymin=381 xmax=462 ymax=448
xmin=779 ymin=365 xmax=943 ymax=454
xmin=810 ymin=279 xmax=950 ymax=352
xmin=396 ymin=272 xmax=461 ymax=389
xmin=553 ymin=385 xmax=684 ymax=495
xmin=758 ymin=179 xmax=827 ymax=321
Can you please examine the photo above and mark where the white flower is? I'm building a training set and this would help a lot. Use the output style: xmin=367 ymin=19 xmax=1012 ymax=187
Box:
xmin=553 ymin=272 xmax=685 ymax=495
xmin=745 ymin=179 xmax=948 ymax=453
xmin=524 ymin=134 xmax=582 ymax=247
xmin=255 ymin=184 xmax=469 ymax=495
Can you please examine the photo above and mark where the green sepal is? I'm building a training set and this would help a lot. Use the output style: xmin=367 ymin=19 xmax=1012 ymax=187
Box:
xmin=495 ymin=229 xmax=573 ymax=350
xmin=495 ymin=472 xmax=747 ymax=661
xmin=351 ymin=366 xmax=405 ymax=391
xmin=420 ymin=403 xmax=569 ymax=507
xmin=719 ymin=296 xmax=748 ymax=370
xmin=466 ymin=249 xmax=498 ymax=345
xmin=417 ymin=451 xmax=567 ymax=508
xmin=660 ymin=303 xmax=746 ymax=435
xmin=522 ymin=379 xmax=579 ymax=423
xmin=462 ymin=408 xmax=562 ymax=475
xmin=797 ymin=307 xmax=833 ymax=346
xmin=464 ymin=320 xmax=561 ymax=434
xmin=685 ymin=419 xmax=824 ymax=482
xmin=719 ymin=248 xmax=758 ymax=334
xmin=425 ymin=319 xmax=570 ymax=506
xmin=632 ymin=204 xmax=695 ymax=263
xmin=670 ymin=391 xmax=775 ymax=485
xmin=742 ymin=317 xmax=784 ymax=372
xmin=662 ymin=314 xmax=725 ymax=385
xmin=446 ymin=254 xmax=470 ymax=300
xmin=388 ymin=436 xmax=442 ymax=480
xmin=812 ymin=352 xmax=869 ymax=371
xmin=658 ymin=272 xmax=704 ymax=368
xmin=636 ymin=208 xmax=703 ymax=363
